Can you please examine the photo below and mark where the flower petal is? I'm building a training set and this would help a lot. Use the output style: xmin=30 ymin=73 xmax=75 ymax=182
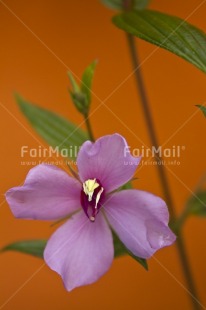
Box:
xmin=104 ymin=190 xmax=176 ymax=259
xmin=77 ymin=134 xmax=140 ymax=192
xmin=44 ymin=211 xmax=114 ymax=291
xmin=6 ymin=164 xmax=82 ymax=220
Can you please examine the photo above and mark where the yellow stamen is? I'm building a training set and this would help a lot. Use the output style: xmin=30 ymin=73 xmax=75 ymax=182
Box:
xmin=83 ymin=179 xmax=100 ymax=202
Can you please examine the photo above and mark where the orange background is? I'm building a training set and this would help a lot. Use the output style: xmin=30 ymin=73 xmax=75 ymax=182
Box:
xmin=0 ymin=0 xmax=206 ymax=309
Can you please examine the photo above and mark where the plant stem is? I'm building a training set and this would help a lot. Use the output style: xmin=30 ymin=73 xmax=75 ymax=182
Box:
xmin=84 ymin=114 xmax=95 ymax=142
xmin=126 ymin=33 xmax=201 ymax=310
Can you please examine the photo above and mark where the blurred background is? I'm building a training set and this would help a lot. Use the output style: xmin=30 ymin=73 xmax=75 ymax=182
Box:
xmin=0 ymin=0 xmax=206 ymax=309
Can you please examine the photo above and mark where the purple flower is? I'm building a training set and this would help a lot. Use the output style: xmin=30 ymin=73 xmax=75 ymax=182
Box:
xmin=6 ymin=134 xmax=176 ymax=291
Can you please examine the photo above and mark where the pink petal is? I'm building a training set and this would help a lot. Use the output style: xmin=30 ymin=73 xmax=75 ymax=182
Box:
xmin=104 ymin=190 xmax=176 ymax=259
xmin=6 ymin=164 xmax=82 ymax=220
xmin=44 ymin=211 xmax=113 ymax=291
xmin=77 ymin=134 xmax=140 ymax=192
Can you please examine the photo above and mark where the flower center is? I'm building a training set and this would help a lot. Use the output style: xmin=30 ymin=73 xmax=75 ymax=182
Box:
xmin=81 ymin=178 xmax=104 ymax=222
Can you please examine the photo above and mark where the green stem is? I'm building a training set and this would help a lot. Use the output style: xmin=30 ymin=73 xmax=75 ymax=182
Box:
xmin=126 ymin=33 xmax=201 ymax=310
xmin=175 ymin=171 xmax=206 ymax=232
xmin=84 ymin=114 xmax=95 ymax=142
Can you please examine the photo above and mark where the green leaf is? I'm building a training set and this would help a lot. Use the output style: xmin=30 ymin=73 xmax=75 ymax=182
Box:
xmin=112 ymin=231 xmax=148 ymax=270
xmin=68 ymin=61 xmax=97 ymax=115
xmin=15 ymin=94 xmax=88 ymax=160
xmin=134 ymin=0 xmax=150 ymax=10
xmin=68 ymin=72 xmax=80 ymax=93
xmin=113 ymin=9 xmax=206 ymax=73
xmin=1 ymin=240 xmax=47 ymax=258
xmin=121 ymin=181 xmax=132 ymax=190
xmin=81 ymin=60 xmax=97 ymax=106
xmin=69 ymin=91 xmax=88 ymax=114
xmin=101 ymin=0 xmax=150 ymax=10
xmin=187 ymin=191 xmax=206 ymax=216
xmin=196 ymin=105 xmax=206 ymax=117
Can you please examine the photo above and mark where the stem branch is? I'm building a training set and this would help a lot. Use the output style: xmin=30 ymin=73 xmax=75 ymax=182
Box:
xmin=84 ymin=114 xmax=95 ymax=142
xmin=126 ymin=33 xmax=201 ymax=310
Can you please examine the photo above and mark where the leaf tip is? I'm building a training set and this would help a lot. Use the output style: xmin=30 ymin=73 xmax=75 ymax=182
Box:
xmin=196 ymin=104 xmax=206 ymax=117
xmin=91 ymin=58 xmax=98 ymax=67
xmin=13 ymin=92 xmax=22 ymax=103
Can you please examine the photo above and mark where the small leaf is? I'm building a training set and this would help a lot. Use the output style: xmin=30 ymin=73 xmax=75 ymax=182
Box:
xmin=121 ymin=181 xmax=132 ymax=190
xmin=68 ymin=61 xmax=97 ymax=115
xmin=1 ymin=240 xmax=47 ymax=258
xmin=101 ymin=0 xmax=150 ymax=10
xmin=68 ymin=71 xmax=88 ymax=114
xmin=113 ymin=9 xmax=206 ymax=73
xmin=120 ymin=178 xmax=138 ymax=190
xmin=196 ymin=105 xmax=206 ymax=117
xmin=112 ymin=231 xmax=148 ymax=270
xmin=69 ymin=91 xmax=88 ymax=114
xmin=134 ymin=0 xmax=150 ymax=10
xmin=68 ymin=72 xmax=80 ymax=93
xmin=81 ymin=60 xmax=97 ymax=106
xmin=15 ymin=94 xmax=88 ymax=160
xmin=187 ymin=191 xmax=206 ymax=216
xmin=101 ymin=0 xmax=124 ymax=10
